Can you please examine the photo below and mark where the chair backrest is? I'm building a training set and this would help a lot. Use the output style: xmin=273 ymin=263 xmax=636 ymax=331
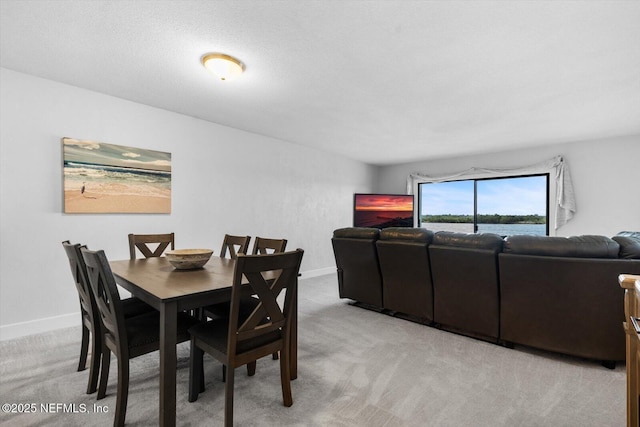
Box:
xmin=251 ymin=237 xmax=287 ymax=255
xmin=220 ymin=234 xmax=251 ymax=259
xmin=128 ymin=233 xmax=175 ymax=259
xmin=62 ymin=240 xmax=95 ymax=322
xmin=81 ymin=248 xmax=128 ymax=351
xmin=227 ymin=249 xmax=304 ymax=358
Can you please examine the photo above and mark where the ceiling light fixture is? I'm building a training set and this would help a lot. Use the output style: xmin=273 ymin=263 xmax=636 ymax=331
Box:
xmin=201 ymin=53 xmax=245 ymax=81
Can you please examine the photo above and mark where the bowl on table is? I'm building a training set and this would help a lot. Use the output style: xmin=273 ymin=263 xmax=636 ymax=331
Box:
xmin=165 ymin=249 xmax=213 ymax=270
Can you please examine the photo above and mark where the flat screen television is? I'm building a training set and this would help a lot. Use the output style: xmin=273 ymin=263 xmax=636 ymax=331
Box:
xmin=353 ymin=193 xmax=414 ymax=228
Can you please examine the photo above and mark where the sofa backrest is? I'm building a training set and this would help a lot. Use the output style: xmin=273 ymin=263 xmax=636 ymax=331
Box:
xmin=379 ymin=227 xmax=434 ymax=244
xmin=432 ymin=231 xmax=504 ymax=252
xmin=612 ymin=231 xmax=640 ymax=259
xmin=331 ymin=227 xmax=383 ymax=307
xmin=498 ymin=253 xmax=639 ymax=361
xmin=376 ymin=227 xmax=434 ymax=321
xmin=503 ymin=235 xmax=620 ymax=258
xmin=333 ymin=227 xmax=380 ymax=240
xmin=616 ymin=231 xmax=640 ymax=238
xmin=499 ymin=233 xmax=638 ymax=361
xmin=428 ymin=232 xmax=504 ymax=340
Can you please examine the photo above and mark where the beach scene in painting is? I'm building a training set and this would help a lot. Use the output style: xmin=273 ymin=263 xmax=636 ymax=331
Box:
xmin=63 ymin=138 xmax=171 ymax=213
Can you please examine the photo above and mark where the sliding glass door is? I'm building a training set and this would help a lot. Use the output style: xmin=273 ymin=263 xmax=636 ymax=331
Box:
xmin=419 ymin=174 xmax=549 ymax=236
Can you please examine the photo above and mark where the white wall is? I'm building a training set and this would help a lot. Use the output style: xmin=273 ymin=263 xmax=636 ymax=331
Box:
xmin=376 ymin=136 xmax=640 ymax=237
xmin=3 ymin=67 xmax=637 ymax=340
xmin=0 ymin=69 xmax=377 ymax=339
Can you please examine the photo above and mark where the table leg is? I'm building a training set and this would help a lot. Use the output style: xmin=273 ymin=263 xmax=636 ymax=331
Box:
xmin=159 ymin=301 xmax=178 ymax=427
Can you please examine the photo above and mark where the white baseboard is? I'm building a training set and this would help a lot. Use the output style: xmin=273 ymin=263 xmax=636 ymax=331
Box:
xmin=300 ymin=266 xmax=335 ymax=278
xmin=0 ymin=312 xmax=79 ymax=341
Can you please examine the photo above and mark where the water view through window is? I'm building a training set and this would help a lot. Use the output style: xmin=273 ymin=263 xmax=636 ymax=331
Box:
xmin=419 ymin=174 xmax=548 ymax=236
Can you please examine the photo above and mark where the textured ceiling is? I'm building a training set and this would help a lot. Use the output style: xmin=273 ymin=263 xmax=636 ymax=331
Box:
xmin=1 ymin=0 xmax=639 ymax=165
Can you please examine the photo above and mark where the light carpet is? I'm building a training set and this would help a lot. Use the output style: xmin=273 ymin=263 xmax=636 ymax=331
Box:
xmin=0 ymin=274 xmax=625 ymax=426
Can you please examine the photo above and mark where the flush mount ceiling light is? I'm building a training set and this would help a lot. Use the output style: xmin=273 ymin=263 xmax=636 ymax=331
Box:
xmin=201 ymin=53 xmax=245 ymax=81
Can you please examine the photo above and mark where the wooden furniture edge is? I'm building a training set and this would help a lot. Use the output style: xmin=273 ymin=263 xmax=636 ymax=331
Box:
xmin=619 ymin=274 xmax=640 ymax=289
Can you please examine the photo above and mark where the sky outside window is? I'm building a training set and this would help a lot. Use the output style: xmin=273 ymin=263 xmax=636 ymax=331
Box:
xmin=477 ymin=176 xmax=547 ymax=216
xmin=420 ymin=180 xmax=474 ymax=216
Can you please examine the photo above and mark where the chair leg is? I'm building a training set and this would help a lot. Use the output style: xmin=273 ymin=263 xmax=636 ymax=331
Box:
xmin=86 ymin=327 xmax=101 ymax=394
xmin=189 ymin=341 xmax=204 ymax=402
xmin=222 ymin=365 xmax=226 ymax=383
xmin=246 ymin=361 xmax=256 ymax=376
xmin=97 ymin=348 xmax=110 ymax=400
xmin=279 ymin=349 xmax=293 ymax=407
xmin=272 ymin=351 xmax=279 ymax=360
xmin=78 ymin=323 xmax=90 ymax=371
xmin=115 ymin=356 xmax=129 ymax=427
xmin=224 ymin=366 xmax=235 ymax=427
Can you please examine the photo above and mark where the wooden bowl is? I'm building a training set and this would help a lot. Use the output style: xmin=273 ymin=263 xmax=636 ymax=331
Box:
xmin=165 ymin=249 xmax=213 ymax=270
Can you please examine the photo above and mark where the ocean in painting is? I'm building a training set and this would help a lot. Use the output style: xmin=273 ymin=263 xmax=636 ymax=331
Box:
xmin=421 ymin=222 xmax=546 ymax=236
xmin=63 ymin=161 xmax=171 ymax=198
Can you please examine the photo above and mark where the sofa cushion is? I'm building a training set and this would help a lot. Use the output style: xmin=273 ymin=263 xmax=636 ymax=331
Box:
xmin=379 ymin=227 xmax=433 ymax=243
xmin=616 ymin=231 xmax=640 ymax=239
xmin=504 ymin=235 xmax=620 ymax=258
xmin=432 ymin=231 xmax=504 ymax=251
xmin=612 ymin=232 xmax=640 ymax=259
xmin=333 ymin=227 xmax=380 ymax=240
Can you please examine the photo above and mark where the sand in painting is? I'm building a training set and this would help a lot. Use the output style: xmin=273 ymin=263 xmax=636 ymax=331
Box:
xmin=65 ymin=188 xmax=170 ymax=213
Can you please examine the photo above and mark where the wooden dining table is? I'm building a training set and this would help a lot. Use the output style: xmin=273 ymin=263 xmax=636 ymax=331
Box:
xmin=110 ymin=255 xmax=298 ymax=427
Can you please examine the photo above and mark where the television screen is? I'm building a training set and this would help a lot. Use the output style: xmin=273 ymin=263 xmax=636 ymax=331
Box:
xmin=353 ymin=193 xmax=414 ymax=228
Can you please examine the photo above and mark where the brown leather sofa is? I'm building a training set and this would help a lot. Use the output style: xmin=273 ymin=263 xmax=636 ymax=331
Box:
xmin=376 ymin=227 xmax=434 ymax=323
xmin=429 ymin=232 xmax=504 ymax=342
xmin=612 ymin=231 xmax=640 ymax=259
xmin=332 ymin=228 xmax=640 ymax=364
xmin=499 ymin=234 xmax=640 ymax=363
xmin=331 ymin=227 xmax=383 ymax=307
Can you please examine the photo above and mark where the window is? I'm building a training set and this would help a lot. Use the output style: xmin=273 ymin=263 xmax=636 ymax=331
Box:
xmin=419 ymin=174 xmax=549 ymax=236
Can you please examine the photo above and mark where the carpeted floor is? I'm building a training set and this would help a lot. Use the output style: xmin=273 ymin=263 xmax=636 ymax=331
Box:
xmin=0 ymin=274 xmax=625 ymax=426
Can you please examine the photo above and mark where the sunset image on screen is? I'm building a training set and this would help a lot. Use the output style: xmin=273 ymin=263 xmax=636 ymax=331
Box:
xmin=355 ymin=195 xmax=414 ymax=211
xmin=353 ymin=194 xmax=414 ymax=228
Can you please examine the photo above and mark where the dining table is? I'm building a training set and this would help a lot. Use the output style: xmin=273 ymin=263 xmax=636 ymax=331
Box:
xmin=109 ymin=255 xmax=298 ymax=427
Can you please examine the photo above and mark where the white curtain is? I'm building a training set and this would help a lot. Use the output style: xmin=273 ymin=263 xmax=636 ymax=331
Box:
xmin=406 ymin=155 xmax=576 ymax=229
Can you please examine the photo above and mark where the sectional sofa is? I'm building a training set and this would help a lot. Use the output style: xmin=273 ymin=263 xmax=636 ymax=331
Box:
xmin=331 ymin=228 xmax=640 ymax=365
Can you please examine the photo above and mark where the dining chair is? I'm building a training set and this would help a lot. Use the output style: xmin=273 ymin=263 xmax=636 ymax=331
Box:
xmin=204 ymin=233 xmax=266 ymax=375
xmin=251 ymin=237 xmax=288 ymax=255
xmin=202 ymin=234 xmax=252 ymax=318
xmin=201 ymin=234 xmax=250 ymax=321
xmin=61 ymin=241 xmax=154 ymax=395
xmin=251 ymin=237 xmax=287 ymax=360
xmin=81 ymin=247 xmax=198 ymax=427
xmin=128 ymin=232 xmax=202 ymax=318
xmin=128 ymin=232 xmax=175 ymax=259
xmin=188 ymin=249 xmax=304 ymax=427
xmin=220 ymin=234 xmax=251 ymax=259
xmin=205 ymin=235 xmax=286 ymax=363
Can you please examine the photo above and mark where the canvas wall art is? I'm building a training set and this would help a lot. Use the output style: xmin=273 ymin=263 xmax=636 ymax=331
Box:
xmin=63 ymin=138 xmax=171 ymax=213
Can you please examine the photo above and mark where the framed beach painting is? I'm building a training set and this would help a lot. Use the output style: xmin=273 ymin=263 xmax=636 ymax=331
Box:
xmin=63 ymin=138 xmax=171 ymax=213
